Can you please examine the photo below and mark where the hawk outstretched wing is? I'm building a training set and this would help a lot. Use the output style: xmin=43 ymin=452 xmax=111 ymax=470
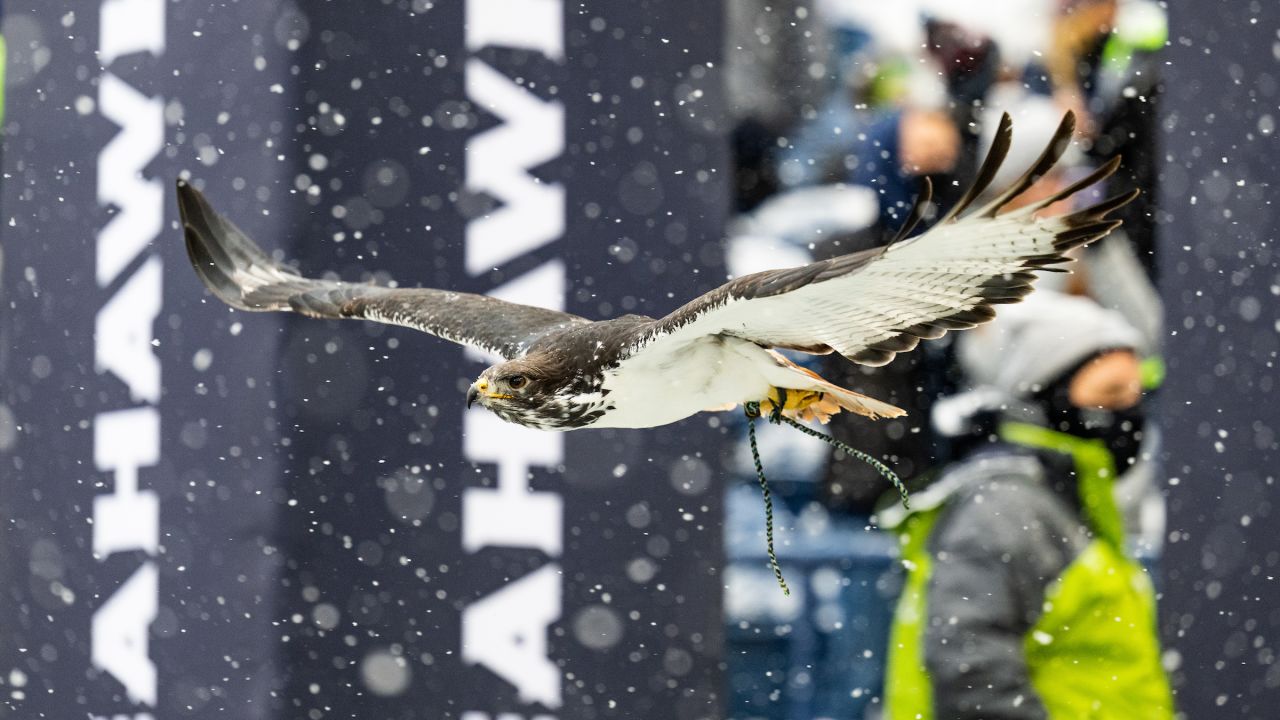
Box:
xmin=176 ymin=180 xmax=588 ymax=360
xmin=619 ymin=111 xmax=1135 ymax=367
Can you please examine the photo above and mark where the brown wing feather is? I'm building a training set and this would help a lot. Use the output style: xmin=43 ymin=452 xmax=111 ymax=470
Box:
xmin=177 ymin=180 xmax=587 ymax=359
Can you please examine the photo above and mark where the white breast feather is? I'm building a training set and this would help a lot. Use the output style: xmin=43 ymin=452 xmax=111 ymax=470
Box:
xmin=593 ymin=337 xmax=776 ymax=429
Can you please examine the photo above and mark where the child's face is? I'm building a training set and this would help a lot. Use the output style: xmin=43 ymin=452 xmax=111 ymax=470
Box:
xmin=1068 ymin=350 xmax=1142 ymax=411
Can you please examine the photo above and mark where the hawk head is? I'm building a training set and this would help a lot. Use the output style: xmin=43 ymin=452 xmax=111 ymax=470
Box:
xmin=466 ymin=355 xmax=607 ymax=430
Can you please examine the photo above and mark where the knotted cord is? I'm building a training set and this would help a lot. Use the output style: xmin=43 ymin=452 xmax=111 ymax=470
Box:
xmin=744 ymin=393 xmax=910 ymax=595
xmin=744 ymin=404 xmax=790 ymax=596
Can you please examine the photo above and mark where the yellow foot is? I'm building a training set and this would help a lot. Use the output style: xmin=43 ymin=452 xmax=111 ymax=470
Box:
xmin=757 ymin=387 xmax=840 ymax=424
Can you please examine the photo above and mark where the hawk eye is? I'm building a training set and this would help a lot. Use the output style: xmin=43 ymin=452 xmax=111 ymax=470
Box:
xmin=507 ymin=374 xmax=528 ymax=390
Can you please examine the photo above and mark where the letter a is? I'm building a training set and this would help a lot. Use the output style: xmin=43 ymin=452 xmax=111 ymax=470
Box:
xmin=462 ymin=564 xmax=562 ymax=707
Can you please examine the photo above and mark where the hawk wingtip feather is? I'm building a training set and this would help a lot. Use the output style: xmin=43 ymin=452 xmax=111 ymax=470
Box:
xmin=972 ymin=111 xmax=1078 ymax=219
xmin=1064 ymin=188 xmax=1141 ymax=226
xmin=178 ymin=181 xmax=261 ymax=311
xmin=178 ymin=178 xmax=592 ymax=363
xmin=1018 ymin=155 xmax=1124 ymax=217
xmin=176 ymin=180 xmax=313 ymax=312
xmin=939 ymin=111 xmax=1014 ymax=224
xmin=887 ymin=176 xmax=934 ymax=245
xmin=1053 ymin=219 xmax=1124 ymax=251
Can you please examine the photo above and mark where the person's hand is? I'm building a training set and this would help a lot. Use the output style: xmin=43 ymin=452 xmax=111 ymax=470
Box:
xmin=898 ymin=109 xmax=960 ymax=176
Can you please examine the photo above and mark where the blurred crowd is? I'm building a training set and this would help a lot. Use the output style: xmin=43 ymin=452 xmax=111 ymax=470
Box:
xmin=720 ymin=1 xmax=1169 ymax=717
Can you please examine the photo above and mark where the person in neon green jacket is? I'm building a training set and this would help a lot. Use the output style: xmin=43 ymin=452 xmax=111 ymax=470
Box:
xmin=880 ymin=291 xmax=1174 ymax=719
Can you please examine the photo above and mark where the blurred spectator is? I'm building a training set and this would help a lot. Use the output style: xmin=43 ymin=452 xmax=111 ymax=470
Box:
xmin=1047 ymin=0 xmax=1120 ymax=135
xmin=725 ymin=0 xmax=832 ymax=211
xmin=1046 ymin=0 xmax=1166 ymax=277
xmin=976 ymin=85 xmax=1168 ymax=546
xmin=774 ymin=15 xmax=996 ymax=208
xmin=719 ymin=2 xmax=1168 ymax=714
xmin=878 ymin=291 xmax=1174 ymax=719
xmin=923 ymin=17 xmax=1002 ymax=125
xmin=1042 ymin=0 xmax=1167 ymax=381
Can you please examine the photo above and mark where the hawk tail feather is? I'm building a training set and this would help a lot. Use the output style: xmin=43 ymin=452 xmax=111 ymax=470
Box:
xmin=763 ymin=383 xmax=905 ymax=424
xmin=765 ymin=351 xmax=906 ymax=423
xmin=813 ymin=384 xmax=906 ymax=423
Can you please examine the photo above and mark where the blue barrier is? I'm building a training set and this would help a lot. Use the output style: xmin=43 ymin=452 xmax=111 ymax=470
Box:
xmin=724 ymin=478 xmax=898 ymax=720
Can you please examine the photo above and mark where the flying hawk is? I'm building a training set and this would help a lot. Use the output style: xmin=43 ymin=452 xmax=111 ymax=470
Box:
xmin=177 ymin=111 xmax=1133 ymax=431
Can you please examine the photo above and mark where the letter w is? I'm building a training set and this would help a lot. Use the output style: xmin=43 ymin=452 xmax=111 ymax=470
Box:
xmin=465 ymin=59 xmax=563 ymax=276
xmin=98 ymin=73 xmax=163 ymax=287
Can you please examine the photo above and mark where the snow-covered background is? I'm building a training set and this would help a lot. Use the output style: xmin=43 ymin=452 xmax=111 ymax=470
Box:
xmin=0 ymin=1 xmax=1276 ymax=718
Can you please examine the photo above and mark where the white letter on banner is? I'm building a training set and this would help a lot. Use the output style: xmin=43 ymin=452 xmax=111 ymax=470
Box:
xmin=462 ymin=564 xmax=562 ymax=707
xmin=97 ymin=73 xmax=165 ymax=286
xmin=93 ymin=407 xmax=160 ymax=558
xmin=463 ymin=707 xmax=558 ymax=712
xmin=462 ymin=408 xmax=562 ymax=555
xmin=92 ymin=562 xmax=159 ymax=706
xmin=95 ymin=256 xmax=162 ymax=403
xmin=465 ymin=0 xmax=563 ymax=60
xmin=100 ymin=0 xmax=166 ymax=64
xmin=464 ymin=59 xmax=564 ymax=275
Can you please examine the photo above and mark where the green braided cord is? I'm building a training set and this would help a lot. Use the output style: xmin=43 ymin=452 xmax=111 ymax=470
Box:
xmin=774 ymin=412 xmax=911 ymax=509
xmin=744 ymin=401 xmax=790 ymax=596
xmin=742 ymin=396 xmax=911 ymax=596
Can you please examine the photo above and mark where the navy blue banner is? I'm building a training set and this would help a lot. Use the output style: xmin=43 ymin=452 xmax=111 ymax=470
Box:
xmin=1 ymin=1 xmax=727 ymax=718
xmin=1159 ymin=2 xmax=1280 ymax=717
xmin=2 ymin=1 xmax=295 ymax=717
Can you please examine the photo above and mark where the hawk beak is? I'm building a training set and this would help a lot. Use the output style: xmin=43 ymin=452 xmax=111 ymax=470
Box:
xmin=467 ymin=379 xmax=513 ymax=409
